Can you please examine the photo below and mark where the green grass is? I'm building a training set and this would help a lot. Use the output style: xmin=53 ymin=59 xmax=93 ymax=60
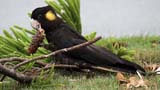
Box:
xmin=1 ymin=35 xmax=160 ymax=90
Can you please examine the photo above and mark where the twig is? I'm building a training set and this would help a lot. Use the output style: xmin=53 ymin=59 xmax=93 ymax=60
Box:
xmin=0 ymin=57 xmax=28 ymax=63
xmin=0 ymin=57 xmax=47 ymax=67
xmin=13 ymin=36 xmax=101 ymax=69
xmin=37 ymin=64 xmax=78 ymax=72
xmin=0 ymin=57 xmax=47 ymax=66
xmin=91 ymin=66 xmax=123 ymax=73
xmin=37 ymin=64 xmax=123 ymax=73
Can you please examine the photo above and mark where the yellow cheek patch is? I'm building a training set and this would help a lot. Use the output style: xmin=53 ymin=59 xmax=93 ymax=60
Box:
xmin=45 ymin=10 xmax=56 ymax=21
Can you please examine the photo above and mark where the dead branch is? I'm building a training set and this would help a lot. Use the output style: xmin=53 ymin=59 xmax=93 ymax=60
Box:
xmin=0 ymin=58 xmax=47 ymax=82
xmin=0 ymin=57 xmax=47 ymax=67
xmin=13 ymin=36 xmax=101 ymax=69
xmin=0 ymin=57 xmax=28 ymax=63
xmin=0 ymin=64 xmax=33 ymax=83
xmin=38 ymin=64 xmax=123 ymax=73
xmin=37 ymin=64 xmax=78 ymax=72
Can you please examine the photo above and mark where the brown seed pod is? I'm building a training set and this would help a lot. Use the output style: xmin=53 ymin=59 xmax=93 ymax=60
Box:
xmin=28 ymin=29 xmax=45 ymax=54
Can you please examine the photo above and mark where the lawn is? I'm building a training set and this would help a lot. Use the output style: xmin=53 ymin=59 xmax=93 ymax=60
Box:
xmin=0 ymin=35 xmax=160 ymax=90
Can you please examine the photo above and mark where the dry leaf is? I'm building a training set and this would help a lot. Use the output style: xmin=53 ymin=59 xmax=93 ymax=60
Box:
xmin=144 ymin=64 xmax=159 ymax=72
xmin=116 ymin=71 xmax=149 ymax=89
xmin=126 ymin=76 xmax=149 ymax=89
xmin=127 ymin=76 xmax=138 ymax=87
xmin=116 ymin=72 xmax=129 ymax=84
xmin=144 ymin=64 xmax=160 ymax=75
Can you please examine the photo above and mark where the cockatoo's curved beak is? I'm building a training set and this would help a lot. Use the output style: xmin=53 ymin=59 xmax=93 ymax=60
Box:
xmin=30 ymin=19 xmax=41 ymax=30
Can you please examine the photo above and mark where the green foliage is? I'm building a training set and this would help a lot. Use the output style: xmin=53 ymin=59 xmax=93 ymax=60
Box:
xmin=85 ymin=32 xmax=97 ymax=40
xmin=85 ymin=32 xmax=136 ymax=61
xmin=0 ymin=25 xmax=49 ymax=58
xmin=96 ymin=37 xmax=136 ymax=61
xmin=117 ymin=47 xmax=135 ymax=61
xmin=45 ymin=0 xmax=82 ymax=34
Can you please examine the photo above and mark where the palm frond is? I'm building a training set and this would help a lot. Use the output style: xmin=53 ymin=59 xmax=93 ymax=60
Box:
xmin=0 ymin=26 xmax=49 ymax=58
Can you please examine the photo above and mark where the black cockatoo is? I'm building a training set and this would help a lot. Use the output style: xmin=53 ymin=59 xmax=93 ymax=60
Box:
xmin=31 ymin=6 xmax=145 ymax=74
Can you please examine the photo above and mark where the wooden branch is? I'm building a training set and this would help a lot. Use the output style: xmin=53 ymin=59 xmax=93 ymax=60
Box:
xmin=0 ymin=64 xmax=33 ymax=83
xmin=0 ymin=57 xmax=27 ymax=63
xmin=38 ymin=64 xmax=123 ymax=73
xmin=13 ymin=36 xmax=101 ymax=69
xmin=0 ymin=57 xmax=47 ymax=67
xmin=37 ymin=64 xmax=78 ymax=72
xmin=91 ymin=66 xmax=122 ymax=73
xmin=0 ymin=58 xmax=47 ymax=82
